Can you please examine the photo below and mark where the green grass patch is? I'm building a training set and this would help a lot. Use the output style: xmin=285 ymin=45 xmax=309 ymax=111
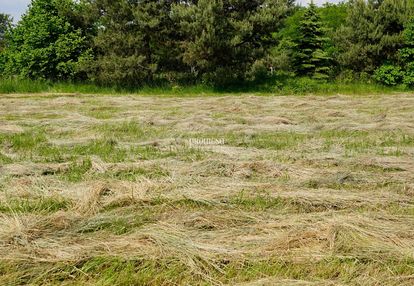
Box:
xmin=277 ymin=77 xmax=407 ymax=95
xmin=71 ymin=139 xmax=128 ymax=163
xmin=2 ymin=256 xmax=414 ymax=285
xmin=0 ymin=130 xmax=47 ymax=152
xmin=85 ymin=106 xmax=121 ymax=119
xmin=76 ymin=257 xmax=193 ymax=286
xmin=321 ymin=130 xmax=414 ymax=154
xmin=0 ymin=196 xmax=71 ymax=214
xmin=96 ymin=121 xmax=166 ymax=141
xmin=109 ymin=166 xmax=170 ymax=181
xmin=62 ymin=158 xmax=92 ymax=182
xmin=185 ymin=131 xmax=309 ymax=151
xmin=230 ymin=192 xmax=287 ymax=211
xmin=77 ymin=212 xmax=156 ymax=235
xmin=0 ymin=152 xmax=13 ymax=164
xmin=245 ymin=132 xmax=308 ymax=150
xmin=0 ymin=129 xmax=65 ymax=162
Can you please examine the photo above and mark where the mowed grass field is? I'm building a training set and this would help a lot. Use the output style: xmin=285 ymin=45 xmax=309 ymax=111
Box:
xmin=0 ymin=92 xmax=414 ymax=285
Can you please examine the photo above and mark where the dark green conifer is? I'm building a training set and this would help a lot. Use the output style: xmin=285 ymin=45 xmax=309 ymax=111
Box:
xmin=294 ymin=2 xmax=331 ymax=80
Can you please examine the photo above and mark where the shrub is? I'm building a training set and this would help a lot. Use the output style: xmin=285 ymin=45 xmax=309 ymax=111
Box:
xmin=403 ymin=63 xmax=414 ymax=87
xmin=373 ymin=65 xmax=403 ymax=86
xmin=400 ymin=18 xmax=414 ymax=87
xmin=281 ymin=77 xmax=320 ymax=94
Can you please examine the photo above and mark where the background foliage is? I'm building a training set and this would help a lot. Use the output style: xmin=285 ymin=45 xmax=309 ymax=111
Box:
xmin=0 ymin=0 xmax=414 ymax=87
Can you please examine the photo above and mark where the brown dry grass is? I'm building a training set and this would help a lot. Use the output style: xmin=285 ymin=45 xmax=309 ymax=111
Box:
xmin=0 ymin=93 xmax=414 ymax=285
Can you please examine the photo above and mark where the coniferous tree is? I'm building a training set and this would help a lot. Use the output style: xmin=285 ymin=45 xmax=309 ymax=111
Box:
xmin=336 ymin=0 xmax=414 ymax=74
xmin=83 ymin=0 xmax=292 ymax=86
xmin=293 ymin=2 xmax=331 ymax=80
xmin=173 ymin=0 xmax=292 ymax=85
xmin=85 ymin=0 xmax=188 ymax=85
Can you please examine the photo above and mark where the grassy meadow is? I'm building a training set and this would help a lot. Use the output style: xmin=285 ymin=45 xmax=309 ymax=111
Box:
xmin=0 ymin=91 xmax=414 ymax=285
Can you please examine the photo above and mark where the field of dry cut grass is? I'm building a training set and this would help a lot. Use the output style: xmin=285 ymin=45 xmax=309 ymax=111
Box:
xmin=0 ymin=93 xmax=414 ymax=285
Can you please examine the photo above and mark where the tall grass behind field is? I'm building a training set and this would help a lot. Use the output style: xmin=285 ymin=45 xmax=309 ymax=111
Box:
xmin=0 ymin=78 xmax=216 ymax=96
xmin=0 ymin=78 xmax=49 ymax=94
xmin=0 ymin=77 xmax=409 ymax=96
xmin=0 ymin=78 xmax=119 ymax=95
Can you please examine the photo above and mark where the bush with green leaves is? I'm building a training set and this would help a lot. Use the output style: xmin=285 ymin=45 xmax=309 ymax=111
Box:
xmin=373 ymin=65 xmax=403 ymax=86
xmin=403 ymin=68 xmax=414 ymax=87
xmin=400 ymin=17 xmax=414 ymax=87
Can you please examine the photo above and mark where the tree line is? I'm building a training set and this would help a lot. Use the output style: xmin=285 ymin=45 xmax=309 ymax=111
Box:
xmin=0 ymin=0 xmax=413 ymax=87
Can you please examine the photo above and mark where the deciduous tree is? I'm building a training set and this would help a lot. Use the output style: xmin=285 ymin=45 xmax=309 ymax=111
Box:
xmin=0 ymin=13 xmax=12 ymax=73
xmin=0 ymin=13 xmax=12 ymax=51
xmin=1 ymin=0 xmax=91 ymax=80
